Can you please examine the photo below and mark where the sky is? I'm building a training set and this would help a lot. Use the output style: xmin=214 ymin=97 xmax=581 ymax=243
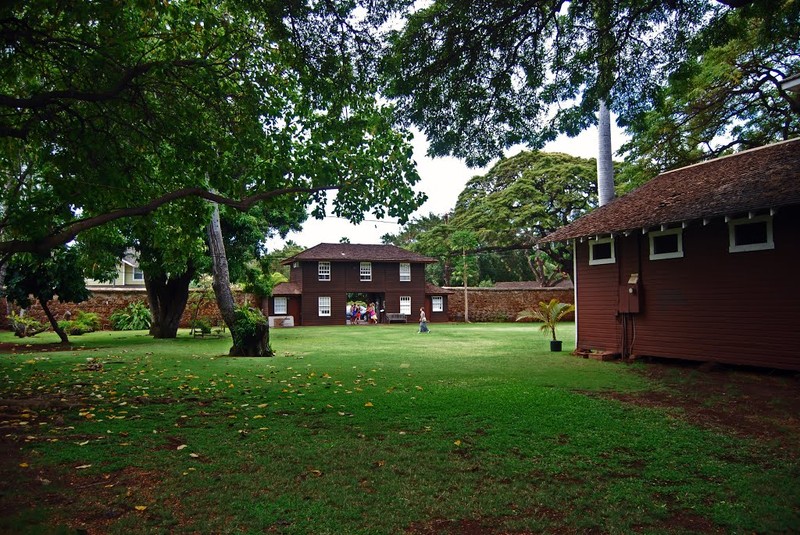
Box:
xmin=265 ymin=123 xmax=627 ymax=251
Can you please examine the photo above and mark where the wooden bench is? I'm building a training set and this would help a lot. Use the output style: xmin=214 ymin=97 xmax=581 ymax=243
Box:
xmin=385 ymin=313 xmax=408 ymax=323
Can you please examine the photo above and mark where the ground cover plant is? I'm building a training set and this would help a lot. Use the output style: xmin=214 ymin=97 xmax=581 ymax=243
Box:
xmin=1 ymin=324 xmax=798 ymax=534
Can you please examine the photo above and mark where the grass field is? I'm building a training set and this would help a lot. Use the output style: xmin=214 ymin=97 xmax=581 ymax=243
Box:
xmin=1 ymin=323 xmax=798 ymax=534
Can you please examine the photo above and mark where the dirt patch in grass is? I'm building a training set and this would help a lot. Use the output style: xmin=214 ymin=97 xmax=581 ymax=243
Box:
xmin=592 ymin=357 xmax=800 ymax=456
xmin=0 ymin=341 xmax=89 ymax=354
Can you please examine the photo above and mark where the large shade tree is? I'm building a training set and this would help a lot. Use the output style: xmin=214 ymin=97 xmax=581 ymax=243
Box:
xmin=620 ymin=3 xmax=800 ymax=179
xmin=384 ymin=151 xmax=597 ymax=285
xmin=0 ymin=1 xmax=424 ymax=259
xmin=382 ymin=0 xmax=797 ymax=192
xmin=1 ymin=1 xmax=426 ymax=354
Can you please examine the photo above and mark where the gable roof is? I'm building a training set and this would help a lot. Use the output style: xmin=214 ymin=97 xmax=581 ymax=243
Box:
xmin=542 ymin=138 xmax=800 ymax=243
xmin=283 ymin=243 xmax=437 ymax=264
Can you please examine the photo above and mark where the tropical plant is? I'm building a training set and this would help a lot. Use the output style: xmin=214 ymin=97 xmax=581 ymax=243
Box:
xmin=109 ymin=301 xmax=152 ymax=331
xmin=516 ymin=298 xmax=575 ymax=341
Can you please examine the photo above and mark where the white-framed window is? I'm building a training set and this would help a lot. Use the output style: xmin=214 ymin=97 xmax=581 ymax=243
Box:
xmin=273 ymin=297 xmax=287 ymax=315
xmin=318 ymin=261 xmax=331 ymax=281
xmin=399 ymin=296 xmax=411 ymax=315
xmin=431 ymin=296 xmax=443 ymax=312
xmin=132 ymin=267 xmax=144 ymax=281
xmin=649 ymin=228 xmax=684 ymax=260
xmin=318 ymin=296 xmax=331 ymax=316
xmin=588 ymin=237 xmax=615 ymax=265
xmin=729 ymin=215 xmax=774 ymax=253
xmin=399 ymin=263 xmax=411 ymax=282
xmin=360 ymin=262 xmax=372 ymax=281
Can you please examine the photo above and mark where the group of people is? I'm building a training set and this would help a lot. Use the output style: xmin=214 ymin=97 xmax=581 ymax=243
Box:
xmin=347 ymin=302 xmax=430 ymax=333
xmin=348 ymin=302 xmax=378 ymax=324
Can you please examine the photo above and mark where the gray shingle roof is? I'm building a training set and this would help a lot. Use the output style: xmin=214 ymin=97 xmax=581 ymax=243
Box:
xmin=542 ymin=138 xmax=800 ymax=242
xmin=283 ymin=243 xmax=436 ymax=264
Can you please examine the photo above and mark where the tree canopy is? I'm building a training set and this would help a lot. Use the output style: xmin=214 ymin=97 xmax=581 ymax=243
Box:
xmin=383 ymin=0 xmax=799 ymax=178
xmin=619 ymin=2 xmax=800 ymax=175
xmin=384 ymin=150 xmax=597 ymax=285
xmin=0 ymin=0 xmax=425 ymax=258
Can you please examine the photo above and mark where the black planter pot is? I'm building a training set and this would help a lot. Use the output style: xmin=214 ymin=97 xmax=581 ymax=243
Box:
xmin=550 ymin=340 xmax=563 ymax=352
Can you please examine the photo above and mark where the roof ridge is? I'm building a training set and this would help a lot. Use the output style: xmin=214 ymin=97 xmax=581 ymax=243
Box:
xmin=660 ymin=137 xmax=800 ymax=177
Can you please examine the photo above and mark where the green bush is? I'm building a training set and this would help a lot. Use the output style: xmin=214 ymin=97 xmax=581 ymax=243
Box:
xmin=192 ymin=317 xmax=213 ymax=335
xmin=8 ymin=312 xmax=47 ymax=338
xmin=231 ymin=306 xmax=267 ymax=340
xmin=109 ymin=301 xmax=152 ymax=331
xmin=58 ymin=311 xmax=102 ymax=336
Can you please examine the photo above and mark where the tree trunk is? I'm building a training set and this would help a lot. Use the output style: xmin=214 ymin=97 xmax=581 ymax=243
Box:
xmin=146 ymin=267 xmax=194 ymax=338
xmin=0 ymin=261 xmax=9 ymax=322
xmin=597 ymin=99 xmax=615 ymax=207
xmin=39 ymin=296 xmax=69 ymax=344
xmin=207 ymin=202 xmax=272 ymax=357
xmin=462 ymin=249 xmax=470 ymax=323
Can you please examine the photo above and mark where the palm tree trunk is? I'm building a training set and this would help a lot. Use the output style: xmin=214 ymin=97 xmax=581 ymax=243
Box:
xmin=597 ymin=99 xmax=615 ymax=207
xmin=462 ymin=249 xmax=470 ymax=323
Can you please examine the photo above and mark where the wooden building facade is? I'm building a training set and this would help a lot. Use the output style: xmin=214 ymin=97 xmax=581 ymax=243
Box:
xmin=270 ymin=243 xmax=450 ymax=327
xmin=542 ymin=138 xmax=800 ymax=371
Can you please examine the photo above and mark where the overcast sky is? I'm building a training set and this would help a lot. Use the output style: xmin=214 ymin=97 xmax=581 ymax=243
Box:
xmin=265 ymin=122 xmax=627 ymax=251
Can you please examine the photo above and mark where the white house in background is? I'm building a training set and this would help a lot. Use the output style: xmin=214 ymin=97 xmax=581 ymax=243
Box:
xmin=85 ymin=252 xmax=146 ymax=288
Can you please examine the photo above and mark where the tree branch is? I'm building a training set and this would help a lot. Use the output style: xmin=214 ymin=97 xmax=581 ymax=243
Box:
xmin=0 ymin=184 xmax=340 ymax=255
xmin=0 ymin=59 xmax=207 ymax=110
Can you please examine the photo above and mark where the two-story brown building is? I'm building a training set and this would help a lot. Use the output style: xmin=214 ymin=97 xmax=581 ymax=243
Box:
xmin=270 ymin=243 xmax=449 ymax=326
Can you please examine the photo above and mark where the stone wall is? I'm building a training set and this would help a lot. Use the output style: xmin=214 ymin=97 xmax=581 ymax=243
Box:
xmin=445 ymin=287 xmax=574 ymax=323
xmin=2 ymin=288 xmax=259 ymax=330
xmin=2 ymin=286 xmax=575 ymax=330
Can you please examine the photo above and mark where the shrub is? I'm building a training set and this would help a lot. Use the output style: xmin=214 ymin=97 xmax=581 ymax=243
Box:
xmin=8 ymin=312 xmax=47 ymax=338
xmin=109 ymin=301 xmax=152 ymax=331
xmin=231 ymin=306 xmax=267 ymax=341
xmin=57 ymin=311 xmax=102 ymax=336
xmin=192 ymin=317 xmax=213 ymax=335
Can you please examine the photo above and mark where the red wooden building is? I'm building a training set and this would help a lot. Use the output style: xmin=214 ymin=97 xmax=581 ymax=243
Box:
xmin=270 ymin=243 xmax=450 ymax=326
xmin=542 ymin=138 xmax=800 ymax=370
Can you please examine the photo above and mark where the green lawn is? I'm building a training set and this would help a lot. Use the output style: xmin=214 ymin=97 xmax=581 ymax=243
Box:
xmin=1 ymin=323 xmax=798 ymax=534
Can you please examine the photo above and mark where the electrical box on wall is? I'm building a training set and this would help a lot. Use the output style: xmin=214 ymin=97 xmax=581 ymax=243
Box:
xmin=619 ymin=273 xmax=641 ymax=313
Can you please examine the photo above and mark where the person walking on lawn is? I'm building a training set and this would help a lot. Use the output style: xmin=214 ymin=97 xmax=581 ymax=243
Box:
xmin=418 ymin=307 xmax=429 ymax=333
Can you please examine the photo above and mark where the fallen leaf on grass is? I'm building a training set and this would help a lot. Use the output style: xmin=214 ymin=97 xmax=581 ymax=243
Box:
xmin=75 ymin=464 xmax=92 ymax=470
xmin=453 ymin=440 xmax=462 ymax=446
xmin=176 ymin=444 xmax=187 ymax=450
xmin=364 ymin=402 xmax=374 ymax=407
xmin=135 ymin=505 xmax=147 ymax=511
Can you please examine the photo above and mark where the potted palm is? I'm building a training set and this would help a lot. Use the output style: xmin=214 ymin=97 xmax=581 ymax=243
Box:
xmin=516 ymin=298 xmax=575 ymax=352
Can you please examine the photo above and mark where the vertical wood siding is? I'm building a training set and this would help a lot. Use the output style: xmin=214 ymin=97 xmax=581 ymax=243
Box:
xmin=575 ymin=207 xmax=800 ymax=370
xmin=575 ymin=241 xmax=621 ymax=351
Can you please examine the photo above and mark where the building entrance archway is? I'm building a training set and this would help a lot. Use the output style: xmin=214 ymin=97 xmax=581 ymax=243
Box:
xmin=346 ymin=292 xmax=384 ymax=324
